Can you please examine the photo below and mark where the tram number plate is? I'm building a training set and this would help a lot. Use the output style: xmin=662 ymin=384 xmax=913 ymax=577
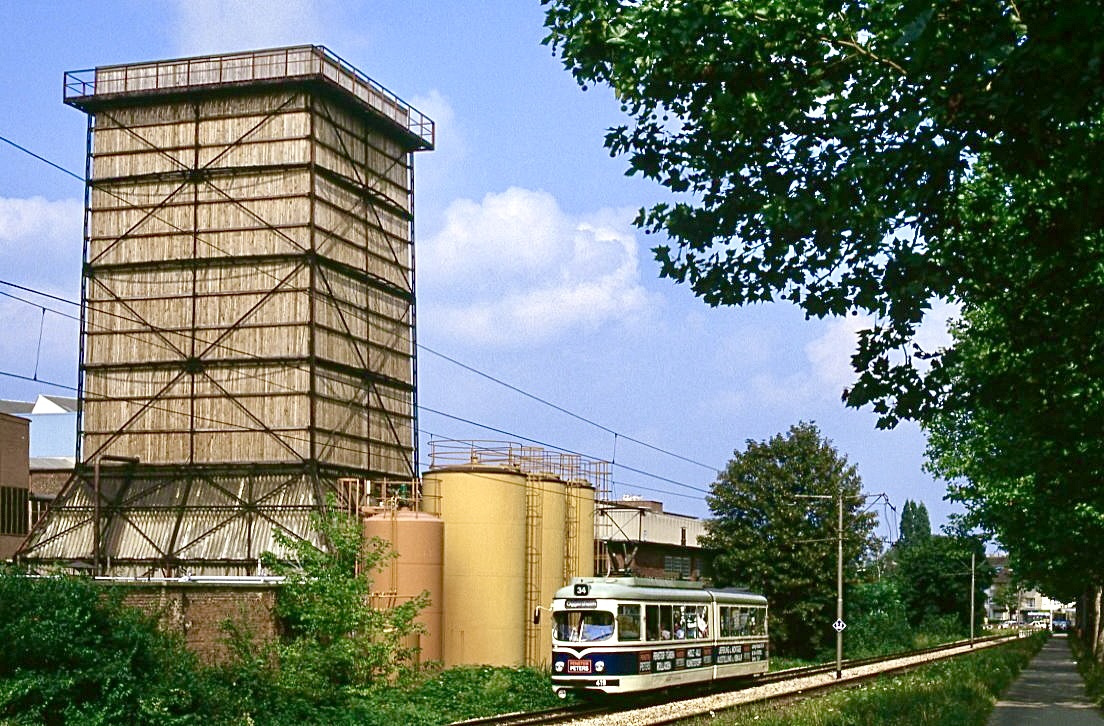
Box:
xmin=567 ymin=659 xmax=592 ymax=674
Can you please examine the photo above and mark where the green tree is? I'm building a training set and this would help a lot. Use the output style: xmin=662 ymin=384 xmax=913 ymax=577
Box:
xmin=989 ymin=580 xmax=1022 ymax=623
xmin=259 ymin=500 xmax=430 ymax=697
xmin=894 ymin=534 xmax=991 ymax=632
xmin=543 ymin=0 xmax=1104 ymax=654
xmin=845 ymin=577 xmax=912 ymax=658
xmin=702 ymin=422 xmax=878 ymax=658
xmin=925 ymin=301 xmax=1104 ymax=604
xmin=542 ymin=0 xmax=1104 ymax=426
xmin=898 ymin=500 xmax=932 ymax=550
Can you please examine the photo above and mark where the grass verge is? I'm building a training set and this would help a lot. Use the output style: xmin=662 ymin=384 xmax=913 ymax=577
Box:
xmin=680 ymin=633 xmax=1046 ymax=726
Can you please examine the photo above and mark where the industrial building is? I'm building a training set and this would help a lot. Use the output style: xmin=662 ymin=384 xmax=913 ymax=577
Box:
xmin=6 ymin=45 xmax=707 ymax=670
xmin=597 ymin=496 xmax=709 ymax=580
xmin=19 ymin=46 xmax=433 ymax=577
xmin=0 ymin=412 xmax=30 ymax=560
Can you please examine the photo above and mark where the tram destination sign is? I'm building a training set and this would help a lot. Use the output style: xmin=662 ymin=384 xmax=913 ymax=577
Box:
xmin=565 ymin=599 xmax=598 ymax=609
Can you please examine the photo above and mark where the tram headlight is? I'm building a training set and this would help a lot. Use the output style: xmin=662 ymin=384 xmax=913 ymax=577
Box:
xmin=595 ymin=660 xmax=605 ymax=673
xmin=554 ymin=661 xmax=564 ymax=673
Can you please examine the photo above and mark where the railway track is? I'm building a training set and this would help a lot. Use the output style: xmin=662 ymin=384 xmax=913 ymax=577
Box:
xmin=453 ymin=634 xmax=1018 ymax=726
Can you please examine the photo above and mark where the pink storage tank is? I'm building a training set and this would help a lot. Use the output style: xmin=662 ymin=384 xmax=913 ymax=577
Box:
xmin=361 ymin=508 xmax=444 ymax=664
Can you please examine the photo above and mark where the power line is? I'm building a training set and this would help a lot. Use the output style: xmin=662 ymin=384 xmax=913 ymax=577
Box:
xmin=0 ymin=130 xmax=721 ymax=482
xmin=0 ymin=134 xmax=718 ymax=500
xmin=0 ymin=275 xmax=719 ymax=497
xmin=418 ymin=404 xmax=710 ymax=495
xmin=0 ymin=134 xmax=84 ymax=182
xmin=0 ymin=370 xmax=76 ymax=391
xmin=419 ymin=344 xmax=719 ymax=473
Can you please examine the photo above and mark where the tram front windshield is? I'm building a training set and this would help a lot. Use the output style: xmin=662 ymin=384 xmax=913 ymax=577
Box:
xmin=554 ymin=610 xmax=614 ymax=642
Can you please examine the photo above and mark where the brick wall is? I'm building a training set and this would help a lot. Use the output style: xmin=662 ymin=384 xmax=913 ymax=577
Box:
xmin=119 ymin=582 xmax=280 ymax=664
xmin=0 ymin=413 xmax=30 ymax=560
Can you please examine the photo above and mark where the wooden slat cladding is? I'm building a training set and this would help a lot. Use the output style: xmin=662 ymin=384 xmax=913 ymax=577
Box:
xmin=80 ymin=82 xmax=417 ymax=477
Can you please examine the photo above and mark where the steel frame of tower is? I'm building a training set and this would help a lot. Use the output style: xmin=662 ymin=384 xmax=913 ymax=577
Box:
xmin=19 ymin=46 xmax=432 ymax=577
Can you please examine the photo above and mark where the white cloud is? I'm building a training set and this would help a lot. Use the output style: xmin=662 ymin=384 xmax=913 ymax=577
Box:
xmin=410 ymin=90 xmax=463 ymax=162
xmin=805 ymin=314 xmax=871 ymax=394
xmin=171 ymin=0 xmax=326 ymax=56
xmin=0 ymin=196 xmax=84 ymax=288
xmin=782 ymin=298 xmax=962 ymax=406
xmin=419 ymin=187 xmax=655 ymax=346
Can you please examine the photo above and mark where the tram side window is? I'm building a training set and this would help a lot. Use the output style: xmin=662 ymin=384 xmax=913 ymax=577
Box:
xmin=674 ymin=605 xmax=706 ymax=639
xmin=646 ymin=604 xmax=661 ymax=640
xmin=719 ymin=606 xmax=735 ymax=637
xmin=693 ymin=605 xmax=709 ymax=638
xmin=660 ymin=604 xmax=675 ymax=639
xmin=718 ymin=606 xmax=765 ymax=637
xmin=748 ymin=606 xmax=766 ymax=636
xmin=618 ymin=604 xmax=641 ymax=641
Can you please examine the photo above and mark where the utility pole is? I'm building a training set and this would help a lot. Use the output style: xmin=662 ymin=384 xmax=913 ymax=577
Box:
xmin=970 ymin=551 xmax=976 ymax=648
xmin=836 ymin=489 xmax=844 ymax=678
xmin=796 ymin=491 xmax=845 ymax=679
xmin=794 ymin=490 xmax=888 ymax=680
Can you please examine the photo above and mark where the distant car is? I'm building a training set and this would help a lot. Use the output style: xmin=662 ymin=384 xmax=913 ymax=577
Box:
xmin=1052 ymin=619 xmax=1070 ymax=632
xmin=1030 ymin=620 xmax=1048 ymax=630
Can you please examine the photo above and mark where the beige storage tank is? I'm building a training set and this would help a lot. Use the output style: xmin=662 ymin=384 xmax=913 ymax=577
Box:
xmin=362 ymin=509 xmax=444 ymax=664
xmin=567 ymin=480 xmax=596 ymax=579
xmin=530 ymin=474 xmax=567 ymax=666
xmin=423 ymin=467 xmax=527 ymax=667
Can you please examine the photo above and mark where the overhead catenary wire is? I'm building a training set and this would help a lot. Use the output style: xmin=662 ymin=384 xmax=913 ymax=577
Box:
xmin=419 ymin=344 xmax=718 ymax=473
xmin=0 ymin=131 xmax=722 ymax=487
xmin=0 ymin=276 xmax=717 ymax=500
xmin=0 ymin=296 xmax=712 ymax=497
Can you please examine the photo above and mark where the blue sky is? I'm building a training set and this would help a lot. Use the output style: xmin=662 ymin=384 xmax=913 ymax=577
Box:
xmin=0 ymin=0 xmax=958 ymax=534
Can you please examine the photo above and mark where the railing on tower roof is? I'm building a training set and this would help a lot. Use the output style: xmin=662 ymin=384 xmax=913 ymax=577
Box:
xmin=63 ymin=44 xmax=434 ymax=150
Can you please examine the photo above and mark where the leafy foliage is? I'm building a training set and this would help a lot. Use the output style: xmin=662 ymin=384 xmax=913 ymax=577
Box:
xmin=884 ymin=509 xmax=991 ymax=633
xmin=683 ymin=633 xmax=1045 ymax=725
xmin=926 ymin=297 xmax=1104 ymax=601
xmin=0 ymin=566 xmax=205 ymax=725
xmin=702 ymin=422 xmax=878 ymax=658
xmin=543 ymin=0 xmax=1104 ymax=427
xmin=257 ymin=504 xmax=429 ymax=700
xmin=899 ymin=500 xmax=932 ymax=550
xmin=844 ymin=577 xmax=913 ymax=658
xmin=354 ymin=666 xmax=565 ymax=726
xmin=0 ymin=514 xmax=560 ymax=725
xmin=543 ymin=0 xmax=1104 ymax=641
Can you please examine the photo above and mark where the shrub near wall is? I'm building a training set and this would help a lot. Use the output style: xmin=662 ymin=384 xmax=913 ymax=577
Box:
xmin=0 ymin=567 xmax=208 ymax=725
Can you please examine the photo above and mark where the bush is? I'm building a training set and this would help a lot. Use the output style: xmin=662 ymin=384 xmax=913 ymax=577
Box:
xmin=353 ymin=665 xmax=564 ymax=726
xmin=845 ymin=579 xmax=914 ymax=658
xmin=0 ymin=567 xmax=207 ymax=725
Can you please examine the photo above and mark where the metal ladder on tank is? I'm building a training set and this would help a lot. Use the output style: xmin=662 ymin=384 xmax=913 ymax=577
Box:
xmin=524 ymin=473 xmax=543 ymax=666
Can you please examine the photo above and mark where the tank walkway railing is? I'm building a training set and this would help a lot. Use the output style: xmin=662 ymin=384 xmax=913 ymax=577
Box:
xmin=428 ymin=439 xmax=611 ymax=490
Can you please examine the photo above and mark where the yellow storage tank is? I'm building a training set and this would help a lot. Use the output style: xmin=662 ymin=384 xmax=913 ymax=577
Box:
xmin=361 ymin=508 xmax=444 ymax=664
xmin=423 ymin=466 xmax=527 ymax=667
xmin=529 ymin=474 xmax=566 ymax=666
xmin=567 ymin=480 xmax=596 ymax=580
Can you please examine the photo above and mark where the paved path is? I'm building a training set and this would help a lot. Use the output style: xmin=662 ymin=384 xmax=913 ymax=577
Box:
xmin=988 ymin=634 xmax=1104 ymax=725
